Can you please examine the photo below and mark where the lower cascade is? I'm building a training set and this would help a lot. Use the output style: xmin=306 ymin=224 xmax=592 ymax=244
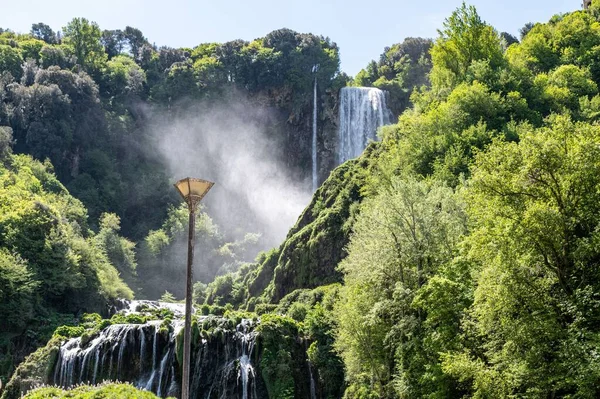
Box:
xmin=338 ymin=86 xmax=392 ymax=164
xmin=51 ymin=301 xmax=262 ymax=399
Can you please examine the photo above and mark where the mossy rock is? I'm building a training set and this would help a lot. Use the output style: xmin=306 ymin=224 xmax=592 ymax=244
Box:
xmin=246 ymin=143 xmax=382 ymax=303
xmin=1 ymin=337 xmax=63 ymax=399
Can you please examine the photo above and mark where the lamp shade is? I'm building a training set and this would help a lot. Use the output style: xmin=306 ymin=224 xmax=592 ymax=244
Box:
xmin=174 ymin=177 xmax=214 ymax=206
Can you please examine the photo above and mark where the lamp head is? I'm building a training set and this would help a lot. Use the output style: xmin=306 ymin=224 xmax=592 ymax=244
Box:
xmin=174 ymin=177 xmax=214 ymax=211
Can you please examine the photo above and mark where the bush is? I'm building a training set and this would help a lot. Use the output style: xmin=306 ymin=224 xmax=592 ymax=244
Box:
xmin=287 ymin=302 xmax=309 ymax=322
xmin=255 ymin=304 xmax=277 ymax=315
xmin=23 ymin=382 xmax=170 ymax=398
xmin=53 ymin=326 xmax=84 ymax=338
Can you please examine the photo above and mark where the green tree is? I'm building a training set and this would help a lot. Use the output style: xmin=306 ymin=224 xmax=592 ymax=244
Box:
xmin=39 ymin=45 xmax=70 ymax=69
xmin=30 ymin=23 xmax=57 ymax=44
xmin=19 ymin=39 xmax=45 ymax=62
xmin=353 ymin=37 xmax=433 ymax=116
xmin=335 ymin=176 xmax=467 ymax=397
xmin=95 ymin=213 xmax=137 ymax=286
xmin=430 ymin=2 xmax=504 ymax=91
xmin=101 ymin=54 xmax=146 ymax=99
xmin=62 ymin=18 xmax=107 ymax=72
xmin=0 ymin=250 xmax=37 ymax=332
xmin=0 ymin=45 xmax=23 ymax=80
xmin=444 ymin=116 xmax=600 ymax=397
xmin=101 ymin=29 xmax=125 ymax=59
xmin=533 ymin=64 xmax=598 ymax=115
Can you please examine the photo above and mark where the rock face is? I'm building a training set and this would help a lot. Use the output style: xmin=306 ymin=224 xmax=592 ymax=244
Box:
xmin=239 ymin=73 xmax=347 ymax=193
xmin=267 ymin=84 xmax=342 ymax=191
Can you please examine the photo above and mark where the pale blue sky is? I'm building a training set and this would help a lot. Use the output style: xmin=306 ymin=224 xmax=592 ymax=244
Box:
xmin=1 ymin=0 xmax=580 ymax=76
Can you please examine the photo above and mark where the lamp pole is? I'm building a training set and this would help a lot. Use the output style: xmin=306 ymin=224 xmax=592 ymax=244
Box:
xmin=174 ymin=177 xmax=214 ymax=399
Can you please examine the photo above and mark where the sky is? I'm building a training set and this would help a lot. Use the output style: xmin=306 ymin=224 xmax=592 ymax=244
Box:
xmin=0 ymin=0 xmax=580 ymax=76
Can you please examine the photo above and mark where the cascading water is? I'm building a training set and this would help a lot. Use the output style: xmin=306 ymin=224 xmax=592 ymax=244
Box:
xmin=312 ymin=75 xmax=318 ymax=192
xmin=338 ymin=87 xmax=392 ymax=164
xmin=51 ymin=301 xmax=261 ymax=399
xmin=312 ymin=65 xmax=319 ymax=192
xmin=308 ymin=360 xmax=317 ymax=399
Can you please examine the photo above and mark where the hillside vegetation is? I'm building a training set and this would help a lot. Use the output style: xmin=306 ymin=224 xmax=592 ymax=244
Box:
xmin=202 ymin=3 xmax=600 ymax=397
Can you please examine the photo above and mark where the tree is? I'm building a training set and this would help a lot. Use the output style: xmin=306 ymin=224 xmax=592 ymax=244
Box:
xmin=101 ymin=29 xmax=125 ymax=59
xmin=9 ymin=82 xmax=73 ymax=169
xmin=519 ymin=22 xmax=535 ymax=39
xmin=335 ymin=176 xmax=467 ymax=397
xmin=0 ymin=126 xmax=13 ymax=160
xmin=0 ymin=45 xmax=24 ymax=80
xmin=0 ymin=250 xmax=37 ymax=332
xmin=95 ymin=213 xmax=137 ymax=286
xmin=62 ymin=18 xmax=107 ymax=72
xmin=19 ymin=39 xmax=45 ymax=62
xmin=101 ymin=55 xmax=146 ymax=99
xmin=444 ymin=116 xmax=600 ymax=397
xmin=39 ymin=45 xmax=71 ymax=69
xmin=354 ymin=37 xmax=433 ymax=116
xmin=430 ymin=2 xmax=505 ymax=90
xmin=533 ymin=64 xmax=598 ymax=115
xmin=30 ymin=23 xmax=57 ymax=44
xmin=500 ymin=32 xmax=519 ymax=47
xmin=123 ymin=26 xmax=148 ymax=60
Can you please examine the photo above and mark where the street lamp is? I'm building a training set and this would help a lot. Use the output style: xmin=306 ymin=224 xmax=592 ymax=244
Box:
xmin=173 ymin=177 xmax=214 ymax=399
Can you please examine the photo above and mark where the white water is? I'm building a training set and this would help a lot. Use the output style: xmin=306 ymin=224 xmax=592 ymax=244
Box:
xmin=237 ymin=320 xmax=257 ymax=399
xmin=52 ymin=301 xmax=258 ymax=399
xmin=124 ymin=300 xmax=188 ymax=318
xmin=338 ymin=87 xmax=392 ymax=164
xmin=309 ymin=361 xmax=317 ymax=399
xmin=312 ymin=75 xmax=318 ymax=191
xmin=139 ymin=327 xmax=146 ymax=374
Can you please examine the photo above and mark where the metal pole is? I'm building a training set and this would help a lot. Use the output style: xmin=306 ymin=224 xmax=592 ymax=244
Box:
xmin=181 ymin=205 xmax=195 ymax=399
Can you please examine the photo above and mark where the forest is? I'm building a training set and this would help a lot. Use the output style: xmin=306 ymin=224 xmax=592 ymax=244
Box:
xmin=2 ymin=1 xmax=600 ymax=398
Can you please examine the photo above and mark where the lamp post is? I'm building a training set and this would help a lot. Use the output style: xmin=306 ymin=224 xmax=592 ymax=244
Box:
xmin=173 ymin=177 xmax=214 ymax=399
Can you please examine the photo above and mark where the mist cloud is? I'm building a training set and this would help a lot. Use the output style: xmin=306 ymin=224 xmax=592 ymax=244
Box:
xmin=147 ymin=93 xmax=310 ymax=250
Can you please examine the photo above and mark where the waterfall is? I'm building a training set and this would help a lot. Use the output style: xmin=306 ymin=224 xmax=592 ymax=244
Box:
xmin=51 ymin=301 xmax=260 ymax=399
xmin=305 ymin=340 xmax=317 ymax=399
xmin=338 ymin=87 xmax=392 ymax=164
xmin=237 ymin=319 xmax=256 ymax=399
xmin=312 ymin=74 xmax=318 ymax=191
xmin=308 ymin=361 xmax=317 ymax=399
xmin=139 ymin=326 xmax=146 ymax=374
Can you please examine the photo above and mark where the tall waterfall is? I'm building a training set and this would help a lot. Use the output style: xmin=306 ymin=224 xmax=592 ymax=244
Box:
xmin=338 ymin=87 xmax=392 ymax=164
xmin=312 ymin=71 xmax=318 ymax=191
xmin=51 ymin=301 xmax=260 ymax=399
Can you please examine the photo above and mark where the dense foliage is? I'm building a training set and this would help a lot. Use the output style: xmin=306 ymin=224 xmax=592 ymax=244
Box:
xmin=0 ymin=20 xmax=345 ymax=242
xmin=0 ymin=145 xmax=132 ymax=382
xmin=332 ymin=2 xmax=600 ymax=398
xmin=353 ymin=37 xmax=432 ymax=116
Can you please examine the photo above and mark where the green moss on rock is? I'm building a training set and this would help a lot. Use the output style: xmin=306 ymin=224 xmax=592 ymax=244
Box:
xmin=246 ymin=143 xmax=382 ymax=303
xmin=0 ymin=337 xmax=63 ymax=399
